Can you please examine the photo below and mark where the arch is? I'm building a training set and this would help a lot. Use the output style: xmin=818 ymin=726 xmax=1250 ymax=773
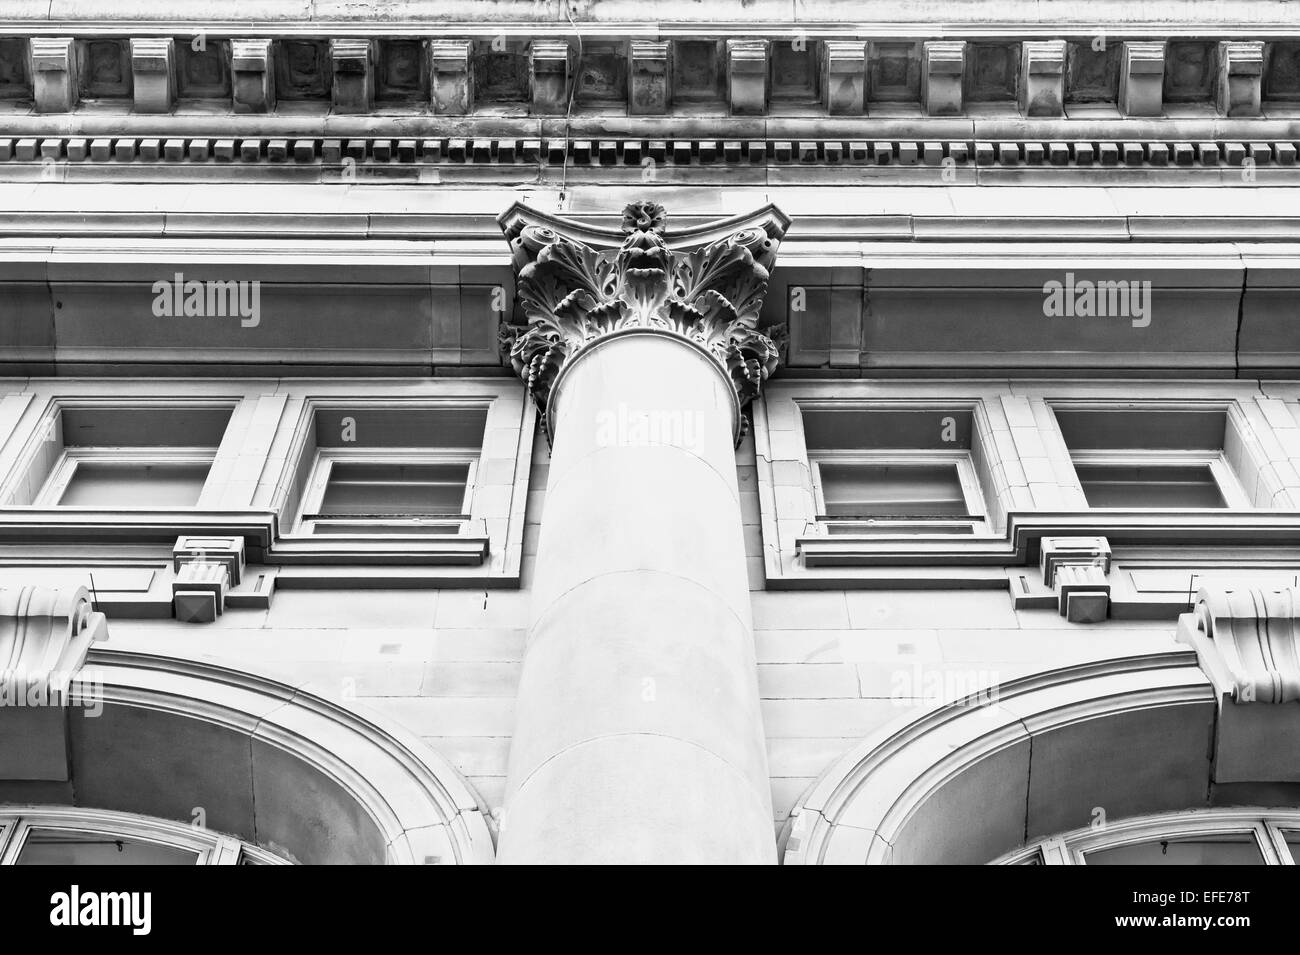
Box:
xmin=782 ymin=650 xmax=1230 ymax=865
xmin=991 ymin=807 xmax=1300 ymax=865
xmin=0 ymin=646 xmax=494 ymax=865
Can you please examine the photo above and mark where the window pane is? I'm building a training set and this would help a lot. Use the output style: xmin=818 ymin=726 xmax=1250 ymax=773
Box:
xmin=16 ymin=829 xmax=199 ymax=865
xmin=59 ymin=462 xmax=209 ymax=506
xmin=1282 ymin=830 xmax=1300 ymax=864
xmin=319 ymin=462 xmax=469 ymax=517
xmin=1075 ymin=464 xmax=1226 ymax=509
xmin=821 ymin=463 xmax=968 ymax=518
xmin=1084 ymin=832 xmax=1264 ymax=865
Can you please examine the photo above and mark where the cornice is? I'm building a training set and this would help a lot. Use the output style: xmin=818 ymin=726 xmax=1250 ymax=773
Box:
xmin=2 ymin=133 xmax=1298 ymax=179
xmin=0 ymin=30 xmax=1297 ymax=128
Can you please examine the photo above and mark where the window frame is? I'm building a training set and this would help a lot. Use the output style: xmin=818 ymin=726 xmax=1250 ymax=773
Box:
xmin=34 ymin=446 xmax=221 ymax=508
xmin=991 ymin=808 xmax=1300 ymax=865
xmin=0 ymin=806 xmax=288 ymax=866
xmin=294 ymin=447 xmax=480 ymax=536
xmin=1067 ymin=447 xmax=1251 ymax=510
xmin=809 ymin=448 xmax=990 ymax=534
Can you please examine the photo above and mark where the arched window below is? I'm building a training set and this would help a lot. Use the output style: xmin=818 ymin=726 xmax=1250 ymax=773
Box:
xmin=0 ymin=807 xmax=289 ymax=865
xmin=994 ymin=809 xmax=1300 ymax=865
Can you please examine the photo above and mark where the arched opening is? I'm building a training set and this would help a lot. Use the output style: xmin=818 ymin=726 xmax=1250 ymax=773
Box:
xmin=0 ymin=641 xmax=495 ymax=865
xmin=781 ymin=647 xmax=1300 ymax=865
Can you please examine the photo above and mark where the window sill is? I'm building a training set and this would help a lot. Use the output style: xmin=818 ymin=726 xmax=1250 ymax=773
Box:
xmin=787 ymin=509 xmax=1300 ymax=576
xmin=0 ymin=507 xmax=491 ymax=568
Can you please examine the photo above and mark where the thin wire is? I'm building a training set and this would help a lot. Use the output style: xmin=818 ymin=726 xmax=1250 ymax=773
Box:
xmin=557 ymin=0 xmax=584 ymax=209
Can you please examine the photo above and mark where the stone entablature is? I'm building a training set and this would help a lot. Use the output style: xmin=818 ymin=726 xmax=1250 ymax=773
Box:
xmin=0 ymin=32 xmax=1298 ymax=121
xmin=2 ymin=134 xmax=1298 ymax=177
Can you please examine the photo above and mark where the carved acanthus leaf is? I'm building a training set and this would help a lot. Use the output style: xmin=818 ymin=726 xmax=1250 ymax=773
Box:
xmin=500 ymin=201 xmax=788 ymax=438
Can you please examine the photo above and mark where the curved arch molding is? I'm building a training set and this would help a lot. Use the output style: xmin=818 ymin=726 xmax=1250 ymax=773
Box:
xmin=782 ymin=652 xmax=1224 ymax=865
xmin=0 ymin=646 xmax=494 ymax=865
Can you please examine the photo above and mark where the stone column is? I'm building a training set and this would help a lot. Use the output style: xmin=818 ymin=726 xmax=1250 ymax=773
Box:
xmin=496 ymin=200 xmax=788 ymax=864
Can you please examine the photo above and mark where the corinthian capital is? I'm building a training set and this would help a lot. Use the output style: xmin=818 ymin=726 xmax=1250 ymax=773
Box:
xmin=498 ymin=200 xmax=790 ymax=437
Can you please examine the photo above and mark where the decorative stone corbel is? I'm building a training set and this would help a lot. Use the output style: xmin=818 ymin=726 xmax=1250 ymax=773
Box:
xmin=530 ymin=39 xmax=572 ymax=115
xmin=726 ymin=39 xmax=769 ymax=115
xmin=331 ymin=38 xmax=373 ymax=113
xmin=1178 ymin=584 xmax=1300 ymax=783
xmin=0 ymin=586 xmax=105 ymax=780
xmin=31 ymin=37 xmax=77 ymax=114
xmin=431 ymin=39 xmax=473 ymax=114
xmin=1040 ymin=536 xmax=1111 ymax=623
xmin=922 ymin=41 xmax=964 ymax=116
xmin=1184 ymin=585 xmax=1300 ymax=705
xmin=1020 ymin=40 xmax=1065 ymax=118
xmin=130 ymin=37 xmax=175 ymax=114
xmin=822 ymin=40 xmax=867 ymax=115
xmin=172 ymin=535 xmax=245 ymax=623
xmin=1120 ymin=41 xmax=1165 ymax=117
xmin=231 ymin=38 xmax=275 ymax=114
xmin=1217 ymin=41 xmax=1264 ymax=118
xmin=498 ymin=200 xmax=790 ymax=442
xmin=629 ymin=40 xmax=671 ymax=115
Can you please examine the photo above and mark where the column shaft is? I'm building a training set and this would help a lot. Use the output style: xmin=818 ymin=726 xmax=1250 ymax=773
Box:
xmin=498 ymin=332 xmax=775 ymax=864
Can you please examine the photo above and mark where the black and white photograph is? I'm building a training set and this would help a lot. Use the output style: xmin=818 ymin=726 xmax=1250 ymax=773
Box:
xmin=0 ymin=0 xmax=1292 ymax=922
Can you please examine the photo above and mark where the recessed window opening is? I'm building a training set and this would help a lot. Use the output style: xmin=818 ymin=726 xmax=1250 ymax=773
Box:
xmin=1054 ymin=408 xmax=1248 ymax=510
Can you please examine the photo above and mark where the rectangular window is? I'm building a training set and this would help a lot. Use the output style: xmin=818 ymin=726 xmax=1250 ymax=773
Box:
xmin=21 ymin=405 xmax=232 ymax=508
xmin=816 ymin=459 xmax=976 ymax=518
xmin=292 ymin=405 xmax=488 ymax=536
xmin=53 ymin=459 xmax=212 ymax=507
xmin=803 ymin=408 xmax=990 ymax=535
xmin=1055 ymin=408 xmax=1249 ymax=509
xmin=299 ymin=454 xmax=476 ymax=534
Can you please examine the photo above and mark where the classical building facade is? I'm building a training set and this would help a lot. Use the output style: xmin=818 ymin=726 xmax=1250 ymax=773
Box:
xmin=2 ymin=1 xmax=1300 ymax=864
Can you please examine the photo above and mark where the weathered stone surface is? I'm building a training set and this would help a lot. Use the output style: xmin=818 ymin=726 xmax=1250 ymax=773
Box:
xmin=130 ymin=37 xmax=174 ymax=114
xmin=629 ymin=39 xmax=670 ymax=114
xmin=231 ymin=38 xmax=274 ymax=113
xmin=1020 ymin=40 xmax=1065 ymax=117
xmin=530 ymin=39 xmax=571 ymax=115
xmin=923 ymin=40 xmax=964 ymax=116
xmin=822 ymin=40 xmax=866 ymax=114
xmin=1218 ymin=40 xmax=1264 ymax=117
xmin=727 ymin=39 xmax=769 ymax=115
xmin=1120 ymin=41 xmax=1165 ymax=116
xmin=31 ymin=37 xmax=76 ymax=113
xmin=330 ymin=38 xmax=372 ymax=113
xmin=430 ymin=39 xmax=472 ymax=114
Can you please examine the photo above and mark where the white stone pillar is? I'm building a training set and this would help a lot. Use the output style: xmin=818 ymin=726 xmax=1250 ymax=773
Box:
xmin=498 ymin=331 xmax=773 ymax=863
xmin=496 ymin=201 xmax=788 ymax=864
